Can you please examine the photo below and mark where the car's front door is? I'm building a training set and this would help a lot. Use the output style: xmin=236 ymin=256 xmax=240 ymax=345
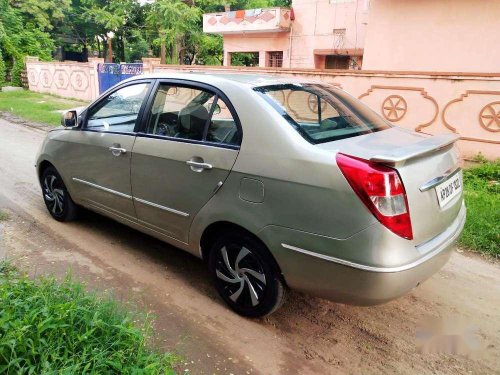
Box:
xmin=131 ymin=81 xmax=241 ymax=243
xmin=64 ymin=81 xmax=152 ymax=221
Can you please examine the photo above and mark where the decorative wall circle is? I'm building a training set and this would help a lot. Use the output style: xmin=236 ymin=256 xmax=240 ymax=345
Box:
xmin=382 ymin=95 xmax=407 ymax=122
xmin=70 ymin=71 xmax=89 ymax=91
xmin=54 ymin=70 xmax=69 ymax=89
xmin=479 ymin=101 xmax=500 ymax=132
xmin=28 ymin=70 xmax=39 ymax=86
xmin=40 ymin=69 xmax=52 ymax=88
xmin=307 ymin=93 xmax=326 ymax=114
xmin=273 ymin=90 xmax=285 ymax=106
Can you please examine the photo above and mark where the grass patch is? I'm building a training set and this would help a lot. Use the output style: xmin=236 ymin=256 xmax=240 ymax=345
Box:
xmin=0 ymin=90 xmax=88 ymax=126
xmin=459 ymin=159 xmax=499 ymax=256
xmin=0 ymin=210 xmax=8 ymax=221
xmin=0 ymin=263 xmax=177 ymax=374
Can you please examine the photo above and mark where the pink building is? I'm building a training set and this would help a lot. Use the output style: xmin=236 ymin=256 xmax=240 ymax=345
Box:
xmin=362 ymin=0 xmax=500 ymax=73
xmin=204 ymin=0 xmax=500 ymax=74
xmin=203 ymin=0 xmax=370 ymax=69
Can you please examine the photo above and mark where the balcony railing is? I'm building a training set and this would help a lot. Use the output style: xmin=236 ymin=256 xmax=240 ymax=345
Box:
xmin=203 ymin=7 xmax=292 ymax=34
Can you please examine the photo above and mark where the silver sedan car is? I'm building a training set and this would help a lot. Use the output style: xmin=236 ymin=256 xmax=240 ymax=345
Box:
xmin=36 ymin=73 xmax=465 ymax=317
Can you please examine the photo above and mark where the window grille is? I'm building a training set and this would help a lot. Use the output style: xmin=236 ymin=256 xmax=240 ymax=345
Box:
xmin=268 ymin=51 xmax=283 ymax=68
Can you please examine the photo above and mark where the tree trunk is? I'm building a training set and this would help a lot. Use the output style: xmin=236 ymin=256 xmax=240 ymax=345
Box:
xmin=160 ymin=42 xmax=166 ymax=64
xmin=117 ymin=34 xmax=125 ymax=62
xmin=173 ymin=43 xmax=178 ymax=64
xmin=159 ymin=30 xmax=166 ymax=64
xmin=96 ymin=36 xmax=101 ymax=58
xmin=107 ymin=37 xmax=113 ymax=63
xmin=175 ymin=36 xmax=183 ymax=64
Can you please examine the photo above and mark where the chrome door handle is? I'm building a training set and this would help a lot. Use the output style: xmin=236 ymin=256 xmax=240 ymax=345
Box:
xmin=186 ymin=160 xmax=213 ymax=172
xmin=109 ymin=146 xmax=127 ymax=156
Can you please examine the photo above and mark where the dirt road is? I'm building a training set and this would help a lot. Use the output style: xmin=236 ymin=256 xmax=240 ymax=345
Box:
xmin=0 ymin=118 xmax=499 ymax=375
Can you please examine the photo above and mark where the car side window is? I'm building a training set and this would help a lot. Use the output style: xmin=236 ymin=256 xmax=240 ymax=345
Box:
xmin=86 ymin=83 xmax=150 ymax=133
xmin=206 ymin=97 xmax=239 ymax=146
xmin=147 ymin=84 xmax=215 ymax=141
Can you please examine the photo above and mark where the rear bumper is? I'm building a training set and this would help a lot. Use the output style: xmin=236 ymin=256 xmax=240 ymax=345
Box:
xmin=259 ymin=203 xmax=466 ymax=305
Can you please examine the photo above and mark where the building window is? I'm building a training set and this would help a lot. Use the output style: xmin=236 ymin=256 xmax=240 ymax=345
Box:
xmin=267 ymin=51 xmax=283 ymax=68
xmin=325 ymin=55 xmax=350 ymax=69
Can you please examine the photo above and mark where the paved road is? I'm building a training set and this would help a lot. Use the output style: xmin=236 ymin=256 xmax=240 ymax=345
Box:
xmin=0 ymin=118 xmax=499 ymax=375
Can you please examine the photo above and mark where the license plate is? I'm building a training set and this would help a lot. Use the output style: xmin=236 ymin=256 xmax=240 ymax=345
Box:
xmin=435 ymin=172 xmax=462 ymax=208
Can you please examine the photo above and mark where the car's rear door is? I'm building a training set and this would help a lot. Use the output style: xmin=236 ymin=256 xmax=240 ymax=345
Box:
xmin=130 ymin=80 xmax=241 ymax=243
xmin=64 ymin=80 xmax=153 ymax=221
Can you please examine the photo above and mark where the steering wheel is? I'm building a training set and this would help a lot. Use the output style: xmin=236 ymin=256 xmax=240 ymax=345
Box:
xmin=155 ymin=123 xmax=169 ymax=136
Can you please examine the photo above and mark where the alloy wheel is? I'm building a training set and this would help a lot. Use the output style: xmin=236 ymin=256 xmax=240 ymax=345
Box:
xmin=43 ymin=175 xmax=65 ymax=216
xmin=215 ymin=245 xmax=267 ymax=308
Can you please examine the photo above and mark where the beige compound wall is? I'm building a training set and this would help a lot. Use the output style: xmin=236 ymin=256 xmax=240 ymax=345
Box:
xmin=25 ymin=57 xmax=103 ymax=102
xmin=24 ymin=57 xmax=500 ymax=160
xmin=153 ymin=65 xmax=500 ymax=160
xmin=363 ymin=0 xmax=500 ymax=73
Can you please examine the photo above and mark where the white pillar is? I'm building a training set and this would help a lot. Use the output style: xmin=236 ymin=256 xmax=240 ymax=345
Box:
xmin=259 ymin=51 xmax=267 ymax=67
xmin=223 ymin=50 xmax=231 ymax=66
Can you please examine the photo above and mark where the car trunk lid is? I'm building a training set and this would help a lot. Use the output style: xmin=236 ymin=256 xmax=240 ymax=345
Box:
xmin=318 ymin=127 xmax=463 ymax=244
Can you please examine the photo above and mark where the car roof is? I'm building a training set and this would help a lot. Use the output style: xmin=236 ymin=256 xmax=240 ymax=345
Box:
xmin=137 ymin=72 xmax=319 ymax=88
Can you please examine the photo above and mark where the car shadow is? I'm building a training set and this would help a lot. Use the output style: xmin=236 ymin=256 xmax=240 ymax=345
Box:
xmin=75 ymin=208 xmax=314 ymax=316
xmin=77 ymin=208 xmax=221 ymax=300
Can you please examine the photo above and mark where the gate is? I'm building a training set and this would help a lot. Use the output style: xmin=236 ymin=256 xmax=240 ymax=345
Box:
xmin=97 ymin=63 xmax=143 ymax=94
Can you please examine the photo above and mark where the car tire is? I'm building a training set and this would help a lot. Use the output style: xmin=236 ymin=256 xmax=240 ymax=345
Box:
xmin=209 ymin=231 xmax=285 ymax=317
xmin=41 ymin=166 xmax=79 ymax=222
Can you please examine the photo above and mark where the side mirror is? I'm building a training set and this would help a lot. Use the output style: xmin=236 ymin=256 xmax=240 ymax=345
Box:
xmin=62 ymin=110 xmax=78 ymax=128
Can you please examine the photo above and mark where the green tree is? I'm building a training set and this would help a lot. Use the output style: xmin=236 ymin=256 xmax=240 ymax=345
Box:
xmin=8 ymin=0 xmax=70 ymax=31
xmin=146 ymin=0 xmax=200 ymax=64
xmin=83 ymin=0 xmax=140 ymax=61
xmin=0 ymin=0 xmax=293 ymax=75
xmin=53 ymin=0 xmax=104 ymax=58
xmin=190 ymin=33 xmax=223 ymax=65
xmin=125 ymin=30 xmax=149 ymax=62
xmin=0 ymin=0 xmax=56 ymax=84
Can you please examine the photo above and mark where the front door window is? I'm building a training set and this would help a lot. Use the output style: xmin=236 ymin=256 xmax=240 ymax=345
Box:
xmin=86 ymin=83 xmax=150 ymax=133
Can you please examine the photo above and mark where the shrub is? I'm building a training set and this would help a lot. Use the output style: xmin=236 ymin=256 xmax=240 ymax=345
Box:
xmin=0 ymin=50 xmax=6 ymax=85
xmin=0 ymin=263 xmax=178 ymax=374
xmin=10 ymin=58 xmax=24 ymax=87
xmin=459 ymin=158 xmax=500 ymax=256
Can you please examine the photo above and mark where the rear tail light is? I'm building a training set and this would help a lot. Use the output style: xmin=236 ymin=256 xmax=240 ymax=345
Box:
xmin=336 ymin=153 xmax=413 ymax=240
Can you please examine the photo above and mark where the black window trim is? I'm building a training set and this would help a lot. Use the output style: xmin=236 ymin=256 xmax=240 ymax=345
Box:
xmin=136 ymin=78 xmax=242 ymax=149
xmin=78 ymin=78 xmax=156 ymax=136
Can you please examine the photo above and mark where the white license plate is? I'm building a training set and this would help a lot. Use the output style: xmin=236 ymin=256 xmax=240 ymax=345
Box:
xmin=435 ymin=172 xmax=462 ymax=208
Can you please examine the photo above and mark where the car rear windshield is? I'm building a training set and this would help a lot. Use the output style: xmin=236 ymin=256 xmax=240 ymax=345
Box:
xmin=254 ymin=83 xmax=391 ymax=144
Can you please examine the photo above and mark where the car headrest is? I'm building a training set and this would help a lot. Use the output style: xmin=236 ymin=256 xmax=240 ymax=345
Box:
xmin=178 ymin=104 xmax=209 ymax=140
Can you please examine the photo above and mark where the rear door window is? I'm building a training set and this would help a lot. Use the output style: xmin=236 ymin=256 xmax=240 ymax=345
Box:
xmin=206 ymin=97 xmax=240 ymax=146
